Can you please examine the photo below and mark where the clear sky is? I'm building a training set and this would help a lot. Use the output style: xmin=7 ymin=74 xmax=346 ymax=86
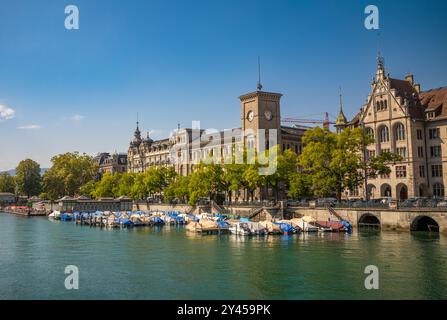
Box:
xmin=0 ymin=0 xmax=446 ymax=171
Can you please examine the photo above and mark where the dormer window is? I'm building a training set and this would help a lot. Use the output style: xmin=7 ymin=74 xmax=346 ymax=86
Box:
xmin=426 ymin=111 xmax=435 ymax=119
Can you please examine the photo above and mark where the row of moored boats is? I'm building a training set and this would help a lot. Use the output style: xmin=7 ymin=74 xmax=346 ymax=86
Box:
xmin=48 ymin=210 xmax=352 ymax=235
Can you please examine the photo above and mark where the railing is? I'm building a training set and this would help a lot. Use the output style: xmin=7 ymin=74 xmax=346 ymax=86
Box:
xmin=326 ymin=206 xmax=343 ymax=221
xmin=287 ymin=201 xmax=447 ymax=211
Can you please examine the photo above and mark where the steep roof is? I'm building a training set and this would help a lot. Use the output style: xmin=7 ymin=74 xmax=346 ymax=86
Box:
xmin=419 ymin=86 xmax=447 ymax=120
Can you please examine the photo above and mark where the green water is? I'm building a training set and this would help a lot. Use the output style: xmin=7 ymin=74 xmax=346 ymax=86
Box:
xmin=0 ymin=213 xmax=446 ymax=300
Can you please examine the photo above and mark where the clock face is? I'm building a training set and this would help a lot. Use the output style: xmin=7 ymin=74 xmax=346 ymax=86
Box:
xmin=247 ymin=111 xmax=254 ymax=122
xmin=264 ymin=110 xmax=272 ymax=121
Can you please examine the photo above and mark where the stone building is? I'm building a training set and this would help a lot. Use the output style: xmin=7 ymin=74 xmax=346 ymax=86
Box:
xmin=338 ymin=57 xmax=447 ymax=200
xmin=127 ymin=86 xmax=307 ymax=178
xmin=95 ymin=152 xmax=128 ymax=176
xmin=127 ymin=125 xmax=171 ymax=173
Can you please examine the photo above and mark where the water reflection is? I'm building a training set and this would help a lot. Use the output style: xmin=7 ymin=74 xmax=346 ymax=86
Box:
xmin=1 ymin=213 xmax=447 ymax=299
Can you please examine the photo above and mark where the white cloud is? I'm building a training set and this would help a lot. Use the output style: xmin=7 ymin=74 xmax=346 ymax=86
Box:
xmin=71 ymin=114 xmax=84 ymax=121
xmin=17 ymin=124 xmax=41 ymax=130
xmin=0 ymin=104 xmax=15 ymax=120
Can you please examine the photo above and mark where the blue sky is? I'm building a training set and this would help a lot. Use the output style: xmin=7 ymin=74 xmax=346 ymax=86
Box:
xmin=0 ymin=0 xmax=446 ymax=170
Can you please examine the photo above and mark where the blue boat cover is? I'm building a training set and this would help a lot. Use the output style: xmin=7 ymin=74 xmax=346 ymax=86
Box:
xmin=273 ymin=222 xmax=295 ymax=233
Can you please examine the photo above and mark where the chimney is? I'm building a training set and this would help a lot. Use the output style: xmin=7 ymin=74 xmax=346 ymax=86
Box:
xmin=414 ymin=83 xmax=421 ymax=94
xmin=405 ymin=74 xmax=414 ymax=85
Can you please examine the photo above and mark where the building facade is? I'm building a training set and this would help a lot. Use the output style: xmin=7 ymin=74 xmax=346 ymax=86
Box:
xmin=95 ymin=152 xmax=128 ymax=176
xmin=338 ymin=57 xmax=447 ymax=200
xmin=127 ymin=88 xmax=307 ymax=176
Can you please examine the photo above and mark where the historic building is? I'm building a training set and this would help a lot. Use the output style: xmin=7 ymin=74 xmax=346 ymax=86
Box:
xmin=95 ymin=152 xmax=128 ymax=176
xmin=127 ymin=86 xmax=307 ymax=178
xmin=337 ymin=57 xmax=447 ymax=200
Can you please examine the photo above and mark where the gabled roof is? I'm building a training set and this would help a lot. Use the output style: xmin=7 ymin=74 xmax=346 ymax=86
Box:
xmin=419 ymin=86 xmax=447 ymax=120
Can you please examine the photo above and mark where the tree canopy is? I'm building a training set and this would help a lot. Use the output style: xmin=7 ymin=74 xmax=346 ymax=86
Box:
xmin=15 ymin=159 xmax=42 ymax=198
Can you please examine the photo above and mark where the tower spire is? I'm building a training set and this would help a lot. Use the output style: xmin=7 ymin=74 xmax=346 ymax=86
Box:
xmin=257 ymin=56 xmax=263 ymax=91
xmin=335 ymin=86 xmax=347 ymax=132
xmin=338 ymin=86 xmax=345 ymax=113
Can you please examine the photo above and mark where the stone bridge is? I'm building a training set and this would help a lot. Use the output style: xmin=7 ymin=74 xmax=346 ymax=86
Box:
xmin=286 ymin=207 xmax=447 ymax=234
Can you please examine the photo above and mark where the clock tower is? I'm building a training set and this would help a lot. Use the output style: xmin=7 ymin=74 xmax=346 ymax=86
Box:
xmin=239 ymin=90 xmax=282 ymax=151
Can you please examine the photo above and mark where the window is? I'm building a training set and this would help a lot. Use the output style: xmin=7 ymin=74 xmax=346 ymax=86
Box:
xmin=429 ymin=128 xmax=440 ymax=139
xmin=366 ymin=150 xmax=376 ymax=160
xmin=380 ymin=173 xmax=390 ymax=179
xmin=417 ymin=146 xmax=424 ymax=158
xmin=430 ymin=145 xmax=442 ymax=158
xmin=396 ymin=147 xmax=407 ymax=159
xmin=379 ymin=126 xmax=389 ymax=143
xmin=366 ymin=127 xmax=374 ymax=139
xmin=433 ymin=183 xmax=445 ymax=198
xmin=417 ymin=129 xmax=423 ymax=140
xmin=394 ymin=123 xmax=405 ymax=141
xmin=396 ymin=166 xmax=407 ymax=178
xmin=380 ymin=148 xmax=390 ymax=154
xmin=350 ymin=188 xmax=359 ymax=196
xmin=419 ymin=165 xmax=425 ymax=178
xmin=431 ymin=165 xmax=443 ymax=177
xmin=376 ymin=99 xmax=388 ymax=111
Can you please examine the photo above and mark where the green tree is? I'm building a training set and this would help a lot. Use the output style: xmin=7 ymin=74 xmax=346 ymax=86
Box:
xmin=115 ymin=172 xmax=135 ymax=197
xmin=43 ymin=152 xmax=98 ymax=198
xmin=92 ymin=172 xmax=121 ymax=198
xmin=288 ymin=171 xmax=311 ymax=199
xmin=298 ymin=126 xmax=401 ymax=201
xmin=130 ymin=173 xmax=147 ymax=200
xmin=15 ymin=159 xmax=42 ymax=198
xmin=164 ymin=175 xmax=190 ymax=202
xmin=265 ymin=147 xmax=298 ymax=200
xmin=0 ymin=172 xmax=15 ymax=193
xmin=79 ymin=180 xmax=97 ymax=197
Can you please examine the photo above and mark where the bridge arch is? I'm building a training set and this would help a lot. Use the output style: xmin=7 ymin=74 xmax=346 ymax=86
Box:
xmin=358 ymin=213 xmax=381 ymax=230
xmin=411 ymin=215 xmax=440 ymax=232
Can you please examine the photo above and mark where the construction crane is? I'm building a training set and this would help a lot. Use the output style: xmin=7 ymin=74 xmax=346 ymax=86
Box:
xmin=281 ymin=112 xmax=335 ymax=129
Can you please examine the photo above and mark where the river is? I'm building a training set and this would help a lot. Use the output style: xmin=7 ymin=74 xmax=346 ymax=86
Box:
xmin=0 ymin=212 xmax=446 ymax=299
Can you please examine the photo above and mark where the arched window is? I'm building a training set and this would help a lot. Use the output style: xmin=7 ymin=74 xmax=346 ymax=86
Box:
xmin=366 ymin=127 xmax=374 ymax=141
xmin=394 ymin=123 xmax=405 ymax=141
xmin=433 ymin=183 xmax=444 ymax=198
xmin=379 ymin=126 xmax=389 ymax=143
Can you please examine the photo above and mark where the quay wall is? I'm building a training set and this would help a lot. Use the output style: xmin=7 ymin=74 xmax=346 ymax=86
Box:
xmin=286 ymin=207 xmax=447 ymax=234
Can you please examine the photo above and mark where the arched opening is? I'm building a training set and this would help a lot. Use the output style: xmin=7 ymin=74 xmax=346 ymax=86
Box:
xmin=381 ymin=184 xmax=392 ymax=197
xmin=367 ymin=184 xmax=376 ymax=199
xmin=396 ymin=183 xmax=408 ymax=201
xmin=393 ymin=123 xmax=406 ymax=141
xmin=358 ymin=214 xmax=381 ymax=230
xmin=411 ymin=216 xmax=439 ymax=232
xmin=378 ymin=125 xmax=389 ymax=143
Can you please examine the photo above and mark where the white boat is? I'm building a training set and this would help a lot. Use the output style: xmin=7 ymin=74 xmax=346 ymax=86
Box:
xmin=48 ymin=210 xmax=61 ymax=220
xmin=229 ymin=223 xmax=251 ymax=235
xmin=290 ymin=219 xmax=318 ymax=232
xmin=229 ymin=222 xmax=267 ymax=236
